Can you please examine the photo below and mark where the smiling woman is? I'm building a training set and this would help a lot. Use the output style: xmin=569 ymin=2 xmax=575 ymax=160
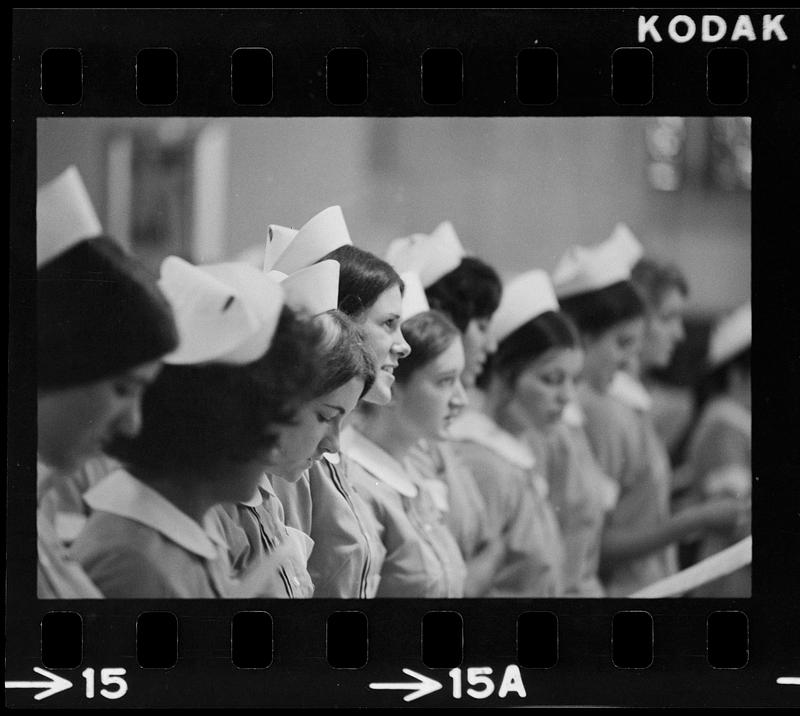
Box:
xmin=322 ymin=244 xmax=411 ymax=405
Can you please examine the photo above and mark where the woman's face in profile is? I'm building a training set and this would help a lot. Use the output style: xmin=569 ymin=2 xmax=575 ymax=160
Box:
xmin=37 ymin=361 xmax=162 ymax=473
xmin=266 ymin=377 xmax=364 ymax=481
xmin=583 ymin=317 xmax=644 ymax=393
xmin=515 ymin=346 xmax=584 ymax=432
xmin=393 ymin=337 xmax=468 ymax=442
xmin=357 ymin=285 xmax=411 ymax=405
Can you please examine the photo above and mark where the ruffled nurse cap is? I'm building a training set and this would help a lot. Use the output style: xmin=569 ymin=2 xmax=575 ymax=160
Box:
xmin=552 ymin=223 xmax=644 ymax=299
xmin=385 ymin=220 xmax=466 ymax=288
xmin=264 ymin=205 xmax=353 ymax=273
xmin=490 ymin=269 xmax=560 ymax=345
xmin=158 ymin=257 xmax=284 ymax=366
xmin=266 ymin=259 xmax=340 ymax=316
xmin=708 ymin=302 xmax=751 ymax=368
xmin=37 ymin=165 xmax=103 ymax=267
xmin=399 ymin=271 xmax=431 ymax=322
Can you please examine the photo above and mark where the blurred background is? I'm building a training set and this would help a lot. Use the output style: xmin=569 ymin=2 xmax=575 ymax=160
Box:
xmin=37 ymin=116 xmax=750 ymax=313
xmin=38 ymin=116 xmax=750 ymax=400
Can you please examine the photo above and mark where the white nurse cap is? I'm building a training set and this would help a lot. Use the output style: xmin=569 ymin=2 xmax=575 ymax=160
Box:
xmin=490 ymin=269 xmax=559 ymax=344
xmin=158 ymin=256 xmax=285 ymax=366
xmin=263 ymin=223 xmax=298 ymax=271
xmin=266 ymin=259 xmax=340 ymax=316
xmin=399 ymin=271 xmax=430 ymax=321
xmin=552 ymin=223 xmax=644 ymax=298
xmin=37 ymin=165 xmax=103 ymax=267
xmin=708 ymin=302 xmax=751 ymax=368
xmin=265 ymin=206 xmax=353 ymax=273
xmin=385 ymin=220 xmax=466 ymax=288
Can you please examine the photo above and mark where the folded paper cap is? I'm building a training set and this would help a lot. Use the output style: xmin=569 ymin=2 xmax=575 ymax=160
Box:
xmin=266 ymin=260 xmax=340 ymax=316
xmin=266 ymin=206 xmax=353 ymax=273
xmin=37 ymin=166 xmax=103 ymax=267
xmin=159 ymin=256 xmax=284 ymax=365
xmin=400 ymin=271 xmax=430 ymax=321
xmin=263 ymin=224 xmax=298 ymax=271
xmin=552 ymin=223 xmax=644 ymax=298
xmin=38 ymin=237 xmax=178 ymax=390
xmin=490 ymin=269 xmax=559 ymax=344
xmin=385 ymin=220 xmax=466 ymax=288
xmin=708 ymin=302 xmax=751 ymax=368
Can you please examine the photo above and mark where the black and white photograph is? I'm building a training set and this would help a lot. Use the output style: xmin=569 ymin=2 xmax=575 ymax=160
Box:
xmin=36 ymin=116 xmax=752 ymax=601
xmin=10 ymin=7 xmax=800 ymax=709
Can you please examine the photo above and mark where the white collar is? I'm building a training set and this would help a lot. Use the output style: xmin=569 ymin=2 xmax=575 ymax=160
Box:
xmin=608 ymin=370 xmax=653 ymax=411
xmin=448 ymin=408 xmax=536 ymax=470
xmin=561 ymin=400 xmax=585 ymax=427
xmin=83 ymin=469 xmax=228 ymax=561
xmin=340 ymin=426 xmax=418 ymax=497
xmin=239 ymin=472 xmax=279 ymax=508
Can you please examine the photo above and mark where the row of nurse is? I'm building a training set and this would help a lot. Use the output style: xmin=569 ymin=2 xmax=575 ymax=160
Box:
xmin=36 ymin=166 xmax=750 ymax=600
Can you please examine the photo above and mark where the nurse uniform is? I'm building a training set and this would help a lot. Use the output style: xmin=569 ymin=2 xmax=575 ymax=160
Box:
xmin=38 ymin=459 xmax=103 ymax=598
xmin=406 ymin=439 xmax=495 ymax=566
xmin=272 ymin=456 xmax=387 ymax=598
xmin=684 ymin=304 xmax=752 ymax=597
xmin=449 ymin=405 xmax=565 ymax=598
xmin=583 ymin=371 xmax=678 ymax=597
xmin=526 ymin=406 xmax=618 ymax=598
xmin=214 ymin=475 xmax=315 ymax=598
xmin=72 ymin=469 xmax=233 ymax=598
xmin=342 ymin=426 xmax=467 ymax=598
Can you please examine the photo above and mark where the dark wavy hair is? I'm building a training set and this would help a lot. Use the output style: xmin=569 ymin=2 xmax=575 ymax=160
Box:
xmin=107 ymin=305 xmax=322 ymax=473
xmin=486 ymin=310 xmax=581 ymax=389
xmin=630 ymin=257 xmax=689 ymax=310
xmin=558 ymin=280 xmax=646 ymax=338
xmin=311 ymin=310 xmax=376 ymax=399
xmin=425 ymin=256 xmax=502 ymax=332
xmin=320 ymin=245 xmax=404 ymax=318
xmin=394 ymin=310 xmax=461 ymax=384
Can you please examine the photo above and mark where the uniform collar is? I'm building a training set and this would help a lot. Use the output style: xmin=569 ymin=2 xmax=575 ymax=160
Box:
xmin=239 ymin=473 xmax=278 ymax=508
xmin=83 ymin=469 xmax=228 ymax=560
xmin=608 ymin=370 xmax=653 ymax=411
xmin=561 ymin=400 xmax=585 ymax=427
xmin=341 ymin=426 xmax=418 ymax=497
xmin=448 ymin=408 xmax=536 ymax=470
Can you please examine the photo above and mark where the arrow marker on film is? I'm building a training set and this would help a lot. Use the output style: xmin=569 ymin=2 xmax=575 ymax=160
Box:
xmin=369 ymin=668 xmax=443 ymax=702
xmin=5 ymin=667 xmax=73 ymax=701
xmin=777 ymin=677 xmax=800 ymax=686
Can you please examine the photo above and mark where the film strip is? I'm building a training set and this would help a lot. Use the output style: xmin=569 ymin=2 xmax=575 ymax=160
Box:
xmin=8 ymin=8 xmax=800 ymax=708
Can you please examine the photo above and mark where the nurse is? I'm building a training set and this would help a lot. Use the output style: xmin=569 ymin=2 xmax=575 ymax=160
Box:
xmin=386 ymin=221 xmax=502 ymax=389
xmin=683 ymin=303 xmax=752 ymax=596
xmin=554 ymin=224 xmax=745 ymax=596
xmin=447 ymin=302 xmax=566 ymax=597
xmin=488 ymin=269 xmax=613 ymax=597
xmin=266 ymin=206 xmax=408 ymax=597
xmin=70 ymin=257 xmax=321 ymax=597
xmin=36 ymin=167 xmax=179 ymax=598
xmin=341 ymin=275 xmax=468 ymax=597
xmin=215 ymin=260 xmax=377 ymax=597
xmin=385 ymin=222 xmax=504 ymax=595
xmin=619 ymin=256 xmax=692 ymax=463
